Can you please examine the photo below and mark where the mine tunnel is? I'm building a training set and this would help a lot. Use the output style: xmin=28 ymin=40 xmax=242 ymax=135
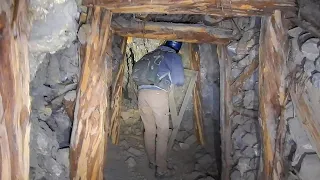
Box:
xmin=1 ymin=0 xmax=320 ymax=180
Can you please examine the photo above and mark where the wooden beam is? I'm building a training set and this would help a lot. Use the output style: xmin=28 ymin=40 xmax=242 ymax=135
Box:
xmin=290 ymin=83 xmax=320 ymax=160
xmin=110 ymin=37 xmax=127 ymax=145
xmin=218 ymin=45 xmax=232 ymax=180
xmin=231 ymin=60 xmax=259 ymax=96
xmin=70 ymin=7 xmax=113 ymax=180
xmin=111 ymin=17 xmax=233 ymax=44
xmin=189 ymin=44 xmax=205 ymax=145
xmin=83 ymin=0 xmax=296 ymax=16
xmin=258 ymin=11 xmax=289 ymax=180
xmin=0 ymin=1 xmax=31 ymax=179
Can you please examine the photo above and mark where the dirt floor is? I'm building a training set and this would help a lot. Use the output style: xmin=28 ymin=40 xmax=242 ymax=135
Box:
xmin=104 ymin=114 xmax=217 ymax=180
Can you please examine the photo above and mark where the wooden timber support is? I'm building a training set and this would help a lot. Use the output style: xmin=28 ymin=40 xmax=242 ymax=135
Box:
xmin=83 ymin=0 xmax=296 ymax=17
xmin=189 ymin=44 xmax=205 ymax=145
xmin=290 ymin=83 xmax=320 ymax=159
xmin=111 ymin=17 xmax=234 ymax=44
xmin=70 ymin=7 xmax=113 ymax=180
xmin=0 ymin=0 xmax=31 ymax=179
xmin=218 ymin=45 xmax=232 ymax=180
xmin=258 ymin=11 xmax=289 ymax=180
xmin=110 ymin=37 xmax=128 ymax=144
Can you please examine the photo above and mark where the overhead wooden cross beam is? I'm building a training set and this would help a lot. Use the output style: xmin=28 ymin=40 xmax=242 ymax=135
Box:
xmin=83 ymin=0 xmax=296 ymax=16
xmin=111 ymin=17 xmax=234 ymax=44
xmin=258 ymin=11 xmax=289 ymax=180
xmin=0 ymin=0 xmax=31 ymax=179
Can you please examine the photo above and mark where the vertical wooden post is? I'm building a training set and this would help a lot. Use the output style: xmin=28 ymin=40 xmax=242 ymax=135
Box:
xmin=110 ymin=37 xmax=127 ymax=144
xmin=70 ymin=7 xmax=113 ymax=180
xmin=0 ymin=1 xmax=31 ymax=180
xmin=217 ymin=45 xmax=232 ymax=180
xmin=258 ymin=10 xmax=289 ymax=180
xmin=189 ymin=44 xmax=205 ymax=145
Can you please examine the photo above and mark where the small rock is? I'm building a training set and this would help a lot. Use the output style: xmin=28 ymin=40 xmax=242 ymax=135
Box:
xmin=78 ymin=24 xmax=91 ymax=44
xmin=237 ymin=158 xmax=251 ymax=174
xmin=125 ymin=157 xmax=137 ymax=168
xmin=176 ymin=131 xmax=188 ymax=142
xmin=127 ymin=147 xmax=143 ymax=156
xmin=56 ymin=148 xmax=69 ymax=168
xmin=185 ymin=171 xmax=205 ymax=180
xmin=301 ymin=38 xmax=320 ymax=60
xmin=304 ymin=59 xmax=316 ymax=76
xmin=179 ymin=143 xmax=190 ymax=150
xmin=242 ymin=146 xmax=255 ymax=158
xmin=173 ymin=144 xmax=180 ymax=151
xmin=38 ymin=107 xmax=52 ymax=121
xmin=288 ymin=27 xmax=304 ymax=38
xmin=291 ymin=37 xmax=304 ymax=66
xmin=243 ymin=90 xmax=258 ymax=110
xmin=284 ymin=101 xmax=294 ymax=120
xmin=243 ymin=70 xmax=258 ymax=90
xmin=185 ymin=135 xmax=197 ymax=145
xmin=299 ymin=154 xmax=320 ymax=180
xmin=231 ymin=170 xmax=241 ymax=180
xmin=312 ymin=73 xmax=320 ymax=88
xmin=231 ymin=67 xmax=243 ymax=80
xmin=195 ymin=153 xmax=204 ymax=159
xmin=194 ymin=163 xmax=201 ymax=171
xmin=232 ymin=93 xmax=244 ymax=107
xmin=227 ymin=41 xmax=238 ymax=57
xmin=119 ymin=140 xmax=129 ymax=150
xmin=197 ymin=154 xmax=213 ymax=169
xmin=242 ymin=133 xmax=257 ymax=146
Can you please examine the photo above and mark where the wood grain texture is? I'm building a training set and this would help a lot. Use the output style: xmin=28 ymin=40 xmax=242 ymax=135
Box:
xmin=83 ymin=0 xmax=295 ymax=16
xmin=258 ymin=11 xmax=289 ymax=180
xmin=70 ymin=7 xmax=112 ymax=180
xmin=0 ymin=0 xmax=31 ymax=179
xmin=218 ymin=45 xmax=232 ymax=180
xmin=111 ymin=17 xmax=233 ymax=44
xmin=189 ymin=44 xmax=205 ymax=145
xmin=110 ymin=37 xmax=127 ymax=144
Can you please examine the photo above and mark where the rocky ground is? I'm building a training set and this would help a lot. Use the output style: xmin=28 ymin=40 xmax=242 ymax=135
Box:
xmin=104 ymin=108 xmax=217 ymax=180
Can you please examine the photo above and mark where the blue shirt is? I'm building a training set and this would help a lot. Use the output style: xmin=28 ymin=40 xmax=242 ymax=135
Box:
xmin=139 ymin=46 xmax=185 ymax=90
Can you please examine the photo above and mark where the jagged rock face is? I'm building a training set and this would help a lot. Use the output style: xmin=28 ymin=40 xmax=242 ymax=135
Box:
xmin=29 ymin=0 xmax=79 ymax=80
xmin=227 ymin=17 xmax=260 ymax=180
xmin=30 ymin=44 xmax=79 ymax=180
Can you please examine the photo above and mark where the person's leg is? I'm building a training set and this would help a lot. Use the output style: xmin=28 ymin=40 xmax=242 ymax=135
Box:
xmin=148 ymin=90 xmax=170 ymax=173
xmin=138 ymin=90 xmax=156 ymax=165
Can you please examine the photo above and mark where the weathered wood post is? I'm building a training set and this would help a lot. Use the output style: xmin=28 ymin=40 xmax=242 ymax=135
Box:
xmin=189 ymin=44 xmax=205 ymax=145
xmin=70 ymin=6 xmax=113 ymax=180
xmin=0 ymin=0 xmax=31 ymax=179
xmin=258 ymin=10 xmax=289 ymax=180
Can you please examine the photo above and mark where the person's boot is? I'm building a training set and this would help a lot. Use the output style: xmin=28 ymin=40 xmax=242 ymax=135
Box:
xmin=149 ymin=162 xmax=156 ymax=170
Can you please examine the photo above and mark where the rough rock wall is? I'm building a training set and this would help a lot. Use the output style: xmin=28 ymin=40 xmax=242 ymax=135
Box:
xmin=28 ymin=0 xmax=79 ymax=179
xmin=30 ymin=44 xmax=79 ymax=179
xmin=227 ymin=17 xmax=261 ymax=180
xmin=29 ymin=0 xmax=79 ymax=80
xmin=282 ymin=26 xmax=320 ymax=180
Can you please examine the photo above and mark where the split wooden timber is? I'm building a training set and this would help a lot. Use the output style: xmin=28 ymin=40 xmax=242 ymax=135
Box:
xmin=168 ymin=69 xmax=198 ymax=151
xmin=218 ymin=45 xmax=232 ymax=180
xmin=189 ymin=44 xmax=205 ymax=145
xmin=83 ymin=0 xmax=296 ymax=16
xmin=70 ymin=7 xmax=113 ymax=180
xmin=258 ymin=11 xmax=289 ymax=180
xmin=290 ymin=83 xmax=320 ymax=160
xmin=0 ymin=0 xmax=31 ymax=179
xmin=110 ymin=37 xmax=128 ymax=144
xmin=111 ymin=17 xmax=234 ymax=44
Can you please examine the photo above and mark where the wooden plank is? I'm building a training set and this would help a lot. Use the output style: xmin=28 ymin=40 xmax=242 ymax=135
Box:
xmin=0 ymin=1 xmax=31 ymax=179
xmin=110 ymin=37 xmax=128 ymax=145
xmin=83 ymin=0 xmax=296 ymax=16
xmin=258 ymin=11 xmax=289 ymax=180
xmin=111 ymin=17 xmax=234 ymax=44
xmin=189 ymin=44 xmax=205 ymax=145
xmin=218 ymin=45 xmax=232 ymax=180
xmin=231 ymin=60 xmax=259 ymax=96
xmin=168 ymin=70 xmax=197 ymax=151
xmin=290 ymin=84 xmax=320 ymax=160
xmin=70 ymin=7 xmax=113 ymax=180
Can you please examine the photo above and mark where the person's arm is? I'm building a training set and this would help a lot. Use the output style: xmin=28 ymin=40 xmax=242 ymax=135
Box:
xmin=164 ymin=53 xmax=185 ymax=86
